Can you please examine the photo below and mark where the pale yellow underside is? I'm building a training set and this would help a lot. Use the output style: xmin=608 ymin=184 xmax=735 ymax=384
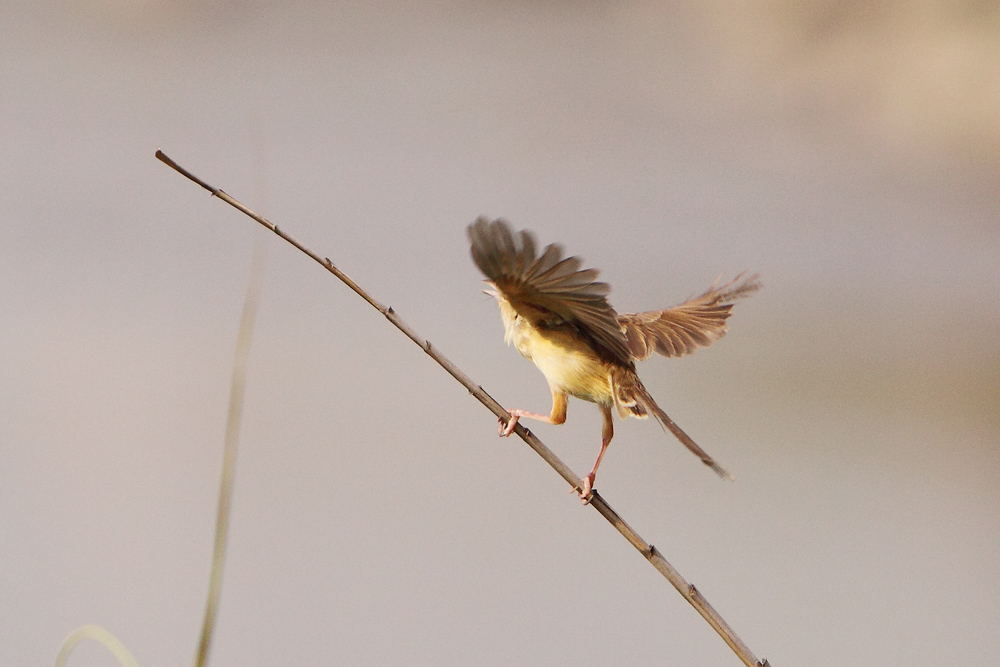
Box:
xmin=499 ymin=298 xmax=614 ymax=406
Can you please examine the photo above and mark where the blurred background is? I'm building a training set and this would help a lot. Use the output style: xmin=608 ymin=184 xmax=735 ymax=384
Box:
xmin=2 ymin=1 xmax=998 ymax=665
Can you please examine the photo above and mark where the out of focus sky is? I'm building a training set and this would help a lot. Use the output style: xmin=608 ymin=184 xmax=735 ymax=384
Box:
xmin=2 ymin=2 xmax=998 ymax=666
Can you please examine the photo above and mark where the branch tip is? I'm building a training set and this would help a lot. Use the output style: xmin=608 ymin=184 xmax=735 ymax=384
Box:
xmin=155 ymin=149 xmax=217 ymax=194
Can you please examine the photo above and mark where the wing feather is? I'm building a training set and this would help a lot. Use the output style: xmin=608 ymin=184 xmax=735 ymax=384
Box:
xmin=618 ymin=273 xmax=761 ymax=360
xmin=468 ymin=217 xmax=632 ymax=366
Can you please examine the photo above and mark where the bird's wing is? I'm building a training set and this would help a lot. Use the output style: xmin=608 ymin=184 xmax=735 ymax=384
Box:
xmin=618 ymin=273 xmax=761 ymax=360
xmin=468 ymin=217 xmax=632 ymax=366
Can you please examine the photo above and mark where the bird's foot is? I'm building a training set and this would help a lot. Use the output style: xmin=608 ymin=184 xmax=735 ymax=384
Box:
xmin=577 ymin=473 xmax=596 ymax=504
xmin=498 ymin=411 xmax=520 ymax=437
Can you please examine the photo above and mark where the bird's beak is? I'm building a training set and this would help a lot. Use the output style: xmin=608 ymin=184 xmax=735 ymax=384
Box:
xmin=481 ymin=281 xmax=498 ymax=299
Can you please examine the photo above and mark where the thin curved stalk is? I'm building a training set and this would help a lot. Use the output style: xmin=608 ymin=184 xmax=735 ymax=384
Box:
xmin=54 ymin=625 xmax=139 ymax=667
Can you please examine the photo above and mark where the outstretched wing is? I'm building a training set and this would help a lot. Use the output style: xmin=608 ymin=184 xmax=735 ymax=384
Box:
xmin=618 ymin=273 xmax=761 ymax=360
xmin=468 ymin=217 xmax=632 ymax=366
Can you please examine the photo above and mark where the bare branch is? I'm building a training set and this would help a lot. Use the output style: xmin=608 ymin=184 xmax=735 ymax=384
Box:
xmin=156 ymin=149 xmax=771 ymax=667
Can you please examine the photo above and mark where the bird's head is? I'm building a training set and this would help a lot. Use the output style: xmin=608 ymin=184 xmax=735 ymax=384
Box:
xmin=482 ymin=281 xmax=519 ymax=344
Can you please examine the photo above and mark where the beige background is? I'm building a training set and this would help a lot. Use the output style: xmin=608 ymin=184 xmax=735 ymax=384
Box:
xmin=2 ymin=2 xmax=998 ymax=665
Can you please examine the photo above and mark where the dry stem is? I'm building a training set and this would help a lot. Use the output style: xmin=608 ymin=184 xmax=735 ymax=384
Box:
xmin=156 ymin=149 xmax=770 ymax=667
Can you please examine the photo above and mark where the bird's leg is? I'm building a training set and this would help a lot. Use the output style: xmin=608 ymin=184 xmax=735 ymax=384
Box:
xmin=579 ymin=404 xmax=614 ymax=504
xmin=499 ymin=389 xmax=567 ymax=436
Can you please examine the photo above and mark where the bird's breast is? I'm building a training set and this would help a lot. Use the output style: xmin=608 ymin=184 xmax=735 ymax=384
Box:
xmin=509 ymin=320 xmax=613 ymax=405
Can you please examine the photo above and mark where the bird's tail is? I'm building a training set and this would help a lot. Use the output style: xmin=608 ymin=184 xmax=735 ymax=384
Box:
xmin=632 ymin=381 xmax=734 ymax=480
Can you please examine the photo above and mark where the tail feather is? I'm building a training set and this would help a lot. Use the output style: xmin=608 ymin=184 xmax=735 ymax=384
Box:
xmin=633 ymin=382 xmax=734 ymax=480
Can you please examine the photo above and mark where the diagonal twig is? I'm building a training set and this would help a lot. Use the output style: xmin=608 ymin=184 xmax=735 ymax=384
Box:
xmin=155 ymin=149 xmax=770 ymax=667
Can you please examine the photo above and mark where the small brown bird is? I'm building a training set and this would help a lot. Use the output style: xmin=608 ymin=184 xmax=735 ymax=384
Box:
xmin=468 ymin=217 xmax=760 ymax=502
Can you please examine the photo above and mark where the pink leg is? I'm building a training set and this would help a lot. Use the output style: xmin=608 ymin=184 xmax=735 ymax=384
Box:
xmin=498 ymin=390 xmax=569 ymax=437
xmin=578 ymin=405 xmax=614 ymax=504
xmin=499 ymin=409 xmax=554 ymax=437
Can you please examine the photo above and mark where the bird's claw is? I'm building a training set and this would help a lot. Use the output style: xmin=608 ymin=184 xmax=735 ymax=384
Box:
xmin=577 ymin=474 xmax=595 ymax=504
xmin=498 ymin=412 xmax=519 ymax=437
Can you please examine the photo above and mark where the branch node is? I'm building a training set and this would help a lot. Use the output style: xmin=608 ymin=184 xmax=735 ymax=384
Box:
xmin=424 ymin=340 xmax=433 ymax=353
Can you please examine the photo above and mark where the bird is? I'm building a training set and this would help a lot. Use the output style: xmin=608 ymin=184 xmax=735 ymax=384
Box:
xmin=468 ymin=217 xmax=760 ymax=502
